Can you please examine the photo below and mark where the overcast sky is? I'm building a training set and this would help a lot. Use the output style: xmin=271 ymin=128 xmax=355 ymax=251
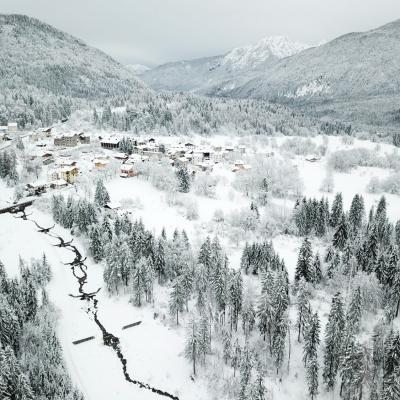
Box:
xmin=2 ymin=0 xmax=400 ymax=66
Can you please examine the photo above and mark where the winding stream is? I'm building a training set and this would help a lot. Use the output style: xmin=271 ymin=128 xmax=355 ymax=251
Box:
xmin=7 ymin=203 xmax=180 ymax=400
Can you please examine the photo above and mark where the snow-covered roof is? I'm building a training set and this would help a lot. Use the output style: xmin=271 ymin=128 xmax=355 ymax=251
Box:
xmin=105 ymin=201 xmax=121 ymax=210
xmin=101 ymin=137 xmax=121 ymax=145
xmin=128 ymin=154 xmax=142 ymax=163
xmin=27 ymin=180 xmax=48 ymax=188
xmin=59 ymin=166 xmax=77 ymax=173
xmin=121 ymin=164 xmax=134 ymax=171
xmin=93 ymin=159 xmax=109 ymax=164
xmin=114 ymin=152 xmax=128 ymax=159
xmin=7 ymin=122 xmax=17 ymax=127
xmin=51 ymin=179 xmax=68 ymax=186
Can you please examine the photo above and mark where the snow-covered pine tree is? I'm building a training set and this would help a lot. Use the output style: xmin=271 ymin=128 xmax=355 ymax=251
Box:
xmin=154 ymin=239 xmax=166 ymax=283
xmin=382 ymin=331 xmax=400 ymax=400
xmin=296 ymin=279 xmax=311 ymax=342
xmin=242 ymin=294 xmax=256 ymax=338
xmin=94 ymin=179 xmax=110 ymax=206
xmin=195 ymin=263 xmax=208 ymax=311
xmin=181 ymin=263 xmax=194 ymax=310
xmin=349 ymin=194 xmax=365 ymax=234
xmin=323 ymin=292 xmax=345 ymax=390
xmin=89 ymin=225 xmax=104 ymax=263
xmin=131 ymin=257 xmax=147 ymax=306
xmin=229 ymin=270 xmax=243 ymax=331
xmin=222 ymin=329 xmax=232 ymax=364
xmin=169 ymin=276 xmax=186 ymax=325
xmin=346 ymin=286 xmax=363 ymax=336
xmin=184 ymin=314 xmax=200 ymax=376
xmin=303 ymin=312 xmax=320 ymax=366
xmin=330 ymin=192 xmax=343 ymax=228
xmin=306 ymin=355 xmax=319 ymax=400
xmin=295 ymin=237 xmax=313 ymax=282
xmin=101 ymin=215 xmax=113 ymax=241
xmin=176 ymin=165 xmax=191 ymax=193
xmin=231 ymin=339 xmax=242 ymax=377
xmin=239 ymin=343 xmax=254 ymax=400
xmin=198 ymin=237 xmax=212 ymax=274
xmin=197 ymin=312 xmax=211 ymax=361
xmin=271 ymin=270 xmax=289 ymax=374
xmin=332 ymin=214 xmax=348 ymax=250
xmin=315 ymin=199 xmax=328 ymax=237
xmin=340 ymin=340 xmax=371 ymax=400
xmin=395 ymin=220 xmax=400 ymax=248
xmin=311 ymin=252 xmax=322 ymax=285
xmin=390 ymin=264 xmax=400 ymax=318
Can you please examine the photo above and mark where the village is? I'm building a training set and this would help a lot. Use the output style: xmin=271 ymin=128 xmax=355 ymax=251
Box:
xmin=2 ymin=122 xmax=261 ymax=200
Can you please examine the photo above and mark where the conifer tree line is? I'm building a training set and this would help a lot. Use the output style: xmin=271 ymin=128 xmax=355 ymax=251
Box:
xmin=292 ymin=193 xmax=400 ymax=399
xmin=0 ymin=256 xmax=83 ymax=399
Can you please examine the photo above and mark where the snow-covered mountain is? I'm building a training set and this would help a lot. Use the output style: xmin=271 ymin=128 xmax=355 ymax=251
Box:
xmin=221 ymin=36 xmax=310 ymax=70
xmin=126 ymin=63 xmax=151 ymax=75
xmin=143 ymin=20 xmax=400 ymax=131
xmin=223 ymin=19 xmax=400 ymax=129
xmin=0 ymin=14 xmax=152 ymax=127
xmin=141 ymin=36 xmax=311 ymax=93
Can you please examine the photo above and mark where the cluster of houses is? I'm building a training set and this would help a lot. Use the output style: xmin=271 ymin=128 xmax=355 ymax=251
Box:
xmin=23 ymin=130 xmax=254 ymax=196
xmin=100 ymin=135 xmax=251 ymax=177
xmin=0 ymin=122 xmax=18 ymax=141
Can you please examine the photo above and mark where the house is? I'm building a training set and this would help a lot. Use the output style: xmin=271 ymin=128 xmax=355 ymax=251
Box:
xmin=101 ymin=137 xmax=121 ymax=150
xmin=7 ymin=122 xmax=17 ymax=132
xmin=60 ymin=166 xmax=79 ymax=183
xmin=26 ymin=181 xmax=47 ymax=196
xmin=191 ymin=151 xmax=203 ymax=164
xmin=143 ymin=150 xmax=162 ymax=161
xmin=114 ymin=152 xmax=129 ymax=161
xmin=305 ymin=155 xmax=321 ymax=162
xmin=104 ymin=201 xmax=121 ymax=210
xmin=194 ymin=162 xmax=213 ymax=172
xmin=34 ymin=151 xmax=54 ymax=165
xmin=93 ymin=159 xmax=110 ymax=169
xmin=50 ymin=179 xmax=69 ymax=189
xmin=128 ymin=154 xmax=143 ymax=164
xmin=237 ymin=145 xmax=246 ymax=154
xmin=41 ymin=127 xmax=52 ymax=136
xmin=184 ymin=143 xmax=195 ymax=151
xmin=54 ymin=133 xmax=78 ymax=147
xmin=59 ymin=159 xmax=77 ymax=168
xmin=232 ymin=160 xmax=251 ymax=172
xmin=211 ymin=151 xmax=224 ymax=163
xmin=49 ymin=166 xmax=78 ymax=184
xmin=120 ymin=164 xmax=138 ymax=178
xmin=78 ymin=133 xmax=91 ymax=144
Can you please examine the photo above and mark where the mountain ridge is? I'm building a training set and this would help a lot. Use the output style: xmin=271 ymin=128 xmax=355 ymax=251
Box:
xmin=142 ymin=18 xmax=400 ymax=131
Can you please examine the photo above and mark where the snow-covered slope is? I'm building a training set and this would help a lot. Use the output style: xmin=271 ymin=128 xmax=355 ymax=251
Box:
xmin=0 ymin=14 xmax=148 ymax=99
xmin=141 ymin=36 xmax=310 ymax=93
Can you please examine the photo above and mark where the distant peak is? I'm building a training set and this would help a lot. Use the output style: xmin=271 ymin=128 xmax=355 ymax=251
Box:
xmin=221 ymin=35 xmax=310 ymax=69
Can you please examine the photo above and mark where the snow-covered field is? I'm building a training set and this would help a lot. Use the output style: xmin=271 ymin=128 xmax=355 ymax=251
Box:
xmin=1 ymin=133 xmax=400 ymax=400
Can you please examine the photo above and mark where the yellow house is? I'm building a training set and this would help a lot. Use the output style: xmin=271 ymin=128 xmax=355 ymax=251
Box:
xmin=61 ymin=166 xmax=78 ymax=183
